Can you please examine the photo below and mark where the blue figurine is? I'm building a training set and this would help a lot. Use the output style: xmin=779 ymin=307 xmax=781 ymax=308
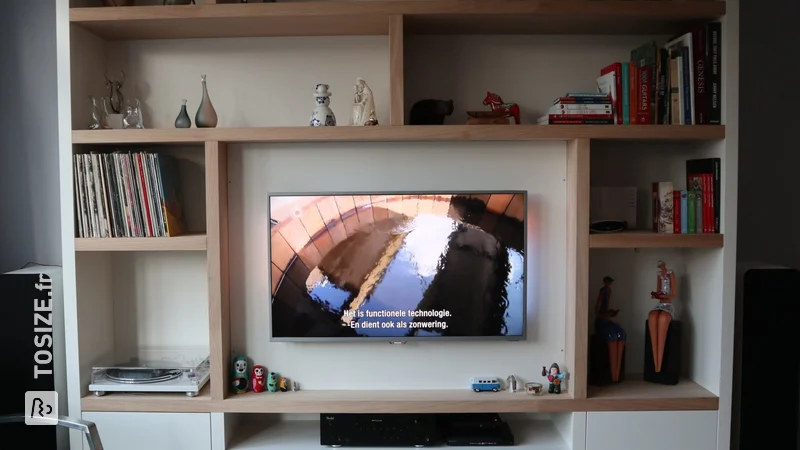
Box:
xmin=232 ymin=356 xmax=249 ymax=394
xmin=542 ymin=363 xmax=567 ymax=394
xmin=267 ymin=372 xmax=279 ymax=393
xmin=594 ymin=276 xmax=626 ymax=383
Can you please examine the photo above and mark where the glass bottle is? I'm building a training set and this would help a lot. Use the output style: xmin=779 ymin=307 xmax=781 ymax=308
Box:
xmin=195 ymin=75 xmax=218 ymax=128
xmin=174 ymin=99 xmax=192 ymax=128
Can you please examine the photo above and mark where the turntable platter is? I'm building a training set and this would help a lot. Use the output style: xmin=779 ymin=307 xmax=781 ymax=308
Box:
xmin=104 ymin=368 xmax=183 ymax=384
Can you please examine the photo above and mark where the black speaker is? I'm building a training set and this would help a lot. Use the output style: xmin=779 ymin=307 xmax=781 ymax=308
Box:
xmin=643 ymin=320 xmax=682 ymax=385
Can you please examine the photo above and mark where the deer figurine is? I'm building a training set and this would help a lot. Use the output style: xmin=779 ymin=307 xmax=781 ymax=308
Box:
xmin=104 ymin=71 xmax=125 ymax=115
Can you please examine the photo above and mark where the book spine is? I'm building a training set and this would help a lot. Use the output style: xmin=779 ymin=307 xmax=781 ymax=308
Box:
xmin=680 ymin=190 xmax=688 ymax=234
xmin=713 ymin=158 xmax=721 ymax=232
xmin=692 ymin=27 xmax=708 ymax=124
xmin=553 ymin=97 xmax=612 ymax=104
xmin=681 ymin=46 xmax=692 ymax=124
xmin=547 ymin=114 xmax=613 ymax=119
xmin=637 ymin=66 xmax=652 ymax=124
xmin=652 ymin=183 xmax=660 ymax=232
xmin=546 ymin=118 xmax=615 ymax=125
xmin=621 ymin=63 xmax=630 ymax=124
xmin=687 ymin=190 xmax=696 ymax=234
xmin=695 ymin=187 xmax=703 ymax=234
xmin=553 ymin=104 xmax=612 ymax=111
xmin=707 ymin=22 xmax=722 ymax=124
xmin=673 ymin=190 xmax=681 ymax=234
xmin=705 ymin=173 xmax=715 ymax=233
xmin=629 ymin=62 xmax=637 ymax=124
xmin=669 ymin=50 xmax=680 ymax=125
xmin=656 ymin=48 xmax=669 ymax=124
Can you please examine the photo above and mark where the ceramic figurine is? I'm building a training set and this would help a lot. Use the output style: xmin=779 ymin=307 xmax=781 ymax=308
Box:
xmin=506 ymin=375 xmax=518 ymax=393
xmin=252 ymin=365 xmax=267 ymax=393
xmin=595 ymin=276 xmax=626 ymax=383
xmin=310 ymin=84 xmax=336 ymax=126
xmin=483 ymin=91 xmax=521 ymax=124
xmin=291 ymin=381 xmax=299 ymax=391
xmin=648 ymin=260 xmax=677 ymax=373
xmin=279 ymin=376 xmax=289 ymax=392
xmin=232 ymin=356 xmax=249 ymax=394
xmin=541 ymin=363 xmax=567 ymax=394
xmin=267 ymin=371 xmax=279 ymax=392
xmin=409 ymin=99 xmax=453 ymax=125
xmin=174 ymin=99 xmax=192 ymax=128
xmin=195 ymin=74 xmax=218 ymax=128
xmin=104 ymin=71 xmax=125 ymax=115
xmin=351 ymin=78 xmax=377 ymax=126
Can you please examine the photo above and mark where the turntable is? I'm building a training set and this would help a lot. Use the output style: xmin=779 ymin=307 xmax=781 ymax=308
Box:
xmin=89 ymin=354 xmax=210 ymax=397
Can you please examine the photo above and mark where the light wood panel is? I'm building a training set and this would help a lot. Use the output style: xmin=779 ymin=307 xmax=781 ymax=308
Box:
xmin=590 ymin=231 xmax=724 ymax=248
xmin=69 ymin=1 xmax=726 ymax=40
xmin=74 ymin=233 xmax=207 ymax=251
xmin=206 ymin=141 xmax=231 ymax=401
xmin=389 ymin=15 xmax=404 ymax=126
xmin=566 ymin=138 xmax=590 ymax=399
xmin=81 ymin=385 xmax=213 ymax=413
xmin=71 ymin=125 xmax=726 ymax=145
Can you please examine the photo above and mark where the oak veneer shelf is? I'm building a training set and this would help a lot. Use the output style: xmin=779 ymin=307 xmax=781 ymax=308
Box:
xmin=69 ymin=0 xmax=726 ymax=40
xmin=74 ymin=233 xmax=207 ymax=251
xmin=79 ymin=379 xmax=718 ymax=413
xmin=590 ymin=231 xmax=724 ymax=249
xmin=71 ymin=125 xmax=725 ymax=145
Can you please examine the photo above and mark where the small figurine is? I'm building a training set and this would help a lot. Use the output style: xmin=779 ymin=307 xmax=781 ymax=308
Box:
xmin=470 ymin=377 xmax=501 ymax=392
xmin=409 ymin=99 xmax=453 ymax=125
xmin=252 ymin=365 xmax=267 ymax=393
xmin=291 ymin=380 xmax=299 ymax=391
xmin=310 ymin=84 xmax=336 ymax=126
xmin=594 ymin=276 xmax=626 ymax=383
xmin=279 ymin=376 xmax=289 ymax=392
xmin=482 ymin=91 xmax=521 ymax=124
xmin=351 ymin=78 xmax=377 ymax=126
xmin=267 ymin=371 xmax=279 ymax=392
xmin=542 ymin=363 xmax=567 ymax=394
xmin=506 ymin=375 xmax=518 ymax=393
xmin=232 ymin=356 xmax=249 ymax=394
xmin=648 ymin=260 xmax=677 ymax=373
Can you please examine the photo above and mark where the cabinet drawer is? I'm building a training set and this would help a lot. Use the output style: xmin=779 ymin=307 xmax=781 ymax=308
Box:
xmin=586 ymin=411 xmax=717 ymax=450
xmin=83 ymin=412 xmax=211 ymax=450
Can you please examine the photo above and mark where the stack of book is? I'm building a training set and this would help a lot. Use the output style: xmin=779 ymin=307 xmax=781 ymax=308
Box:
xmin=73 ymin=151 xmax=186 ymax=238
xmin=597 ymin=21 xmax=722 ymax=125
xmin=651 ymin=158 xmax=721 ymax=234
xmin=537 ymin=93 xmax=614 ymax=125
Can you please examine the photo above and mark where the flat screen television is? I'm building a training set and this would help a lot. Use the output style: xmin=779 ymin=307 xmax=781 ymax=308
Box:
xmin=268 ymin=191 xmax=527 ymax=342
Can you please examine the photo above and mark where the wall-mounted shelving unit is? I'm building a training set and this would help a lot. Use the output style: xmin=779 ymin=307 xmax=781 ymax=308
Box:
xmin=60 ymin=1 xmax=738 ymax=449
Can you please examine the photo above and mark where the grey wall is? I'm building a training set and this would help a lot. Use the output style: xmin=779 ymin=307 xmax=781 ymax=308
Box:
xmin=0 ymin=0 xmax=63 ymax=273
xmin=737 ymin=1 xmax=800 ymax=268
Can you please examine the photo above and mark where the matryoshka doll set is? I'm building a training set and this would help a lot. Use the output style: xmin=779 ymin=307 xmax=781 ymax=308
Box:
xmin=231 ymin=355 xmax=297 ymax=394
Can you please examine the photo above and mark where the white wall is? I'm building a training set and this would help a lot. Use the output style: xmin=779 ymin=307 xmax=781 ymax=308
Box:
xmin=0 ymin=0 xmax=63 ymax=273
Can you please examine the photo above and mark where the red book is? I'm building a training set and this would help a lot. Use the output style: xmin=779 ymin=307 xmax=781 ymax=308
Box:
xmin=673 ymin=190 xmax=681 ymax=234
xmin=629 ymin=62 xmax=637 ymax=125
xmin=704 ymin=173 xmax=714 ymax=233
xmin=600 ymin=62 xmax=623 ymax=125
xmin=637 ymin=66 xmax=652 ymax=124
xmin=547 ymin=114 xmax=614 ymax=119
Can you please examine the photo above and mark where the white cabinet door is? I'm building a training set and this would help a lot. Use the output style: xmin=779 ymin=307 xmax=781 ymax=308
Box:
xmin=83 ymin=412 xmax=211 ymax=450
xmin=586 ymin=411 xmax=718 ymax=450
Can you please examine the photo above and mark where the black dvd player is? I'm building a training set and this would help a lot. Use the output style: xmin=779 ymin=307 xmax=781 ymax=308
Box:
xmin=320 ymin=413 xmax=438 ymax=447
xmin=439 ymin=413 xmax=515 ymax=446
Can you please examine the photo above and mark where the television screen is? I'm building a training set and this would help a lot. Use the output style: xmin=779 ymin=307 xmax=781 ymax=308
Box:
xmin=268 ymin=192 xmax=526 ymax=341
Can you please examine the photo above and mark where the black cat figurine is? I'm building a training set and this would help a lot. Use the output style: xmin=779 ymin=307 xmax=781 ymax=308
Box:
xmin=409 ymin=99 xmax=454 ymax=125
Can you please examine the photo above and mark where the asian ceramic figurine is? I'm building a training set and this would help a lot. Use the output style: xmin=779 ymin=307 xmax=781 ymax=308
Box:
xmin=351 ymin=78 xmax=377 ymax=126
xmin=594 ymin=276 xmax=626 ymax=383
xmin=310 ymin=84 xmax=336 ymax=126
xmin=542 ymin=363 xmax=567 ymax=394
xmin=409 ymin=99 xmax=453 ymax=125
xmin=174 ymin=99 xmax=192 ymax=128
xmin=279 ymin=376 xmax=289 ymax=392
xmin=506 ymin=375 xmax=518 ymax=393
xmin=252 ymin=365 xmax=267 ymax=393
xmin=267 ymin=371 xmax=279 ymax=392
xmin=195 ymin=75 xmax=218 ymax=128
xmin=232 ymin=356 xmax=249 ymax=394
xmin=483 ymin=91 xmax=521 ymax=124
xmin=649 ymin=260 xmax=677 ymax=373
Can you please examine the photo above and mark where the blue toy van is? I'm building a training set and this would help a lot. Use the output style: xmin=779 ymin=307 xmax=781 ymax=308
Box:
xmin=470 ymin=377 xmax=501 ymax=392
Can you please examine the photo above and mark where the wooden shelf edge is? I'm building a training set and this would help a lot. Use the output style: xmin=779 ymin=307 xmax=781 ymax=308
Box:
xmin=71 ymin=125 xmax=725 ymax=145
xmin=590 ymin=232 xmax=724 ymax=249
xmin=75 ymin=233 xmax=208 ymax=251
xmin=81 ymin=388 xmax=213 ymax=413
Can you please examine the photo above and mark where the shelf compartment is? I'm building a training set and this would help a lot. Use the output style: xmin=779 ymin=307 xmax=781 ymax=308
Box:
xmin=71 ymin=125 xmax=726 ymax=145
xmin=229 ymin=419 xmax=568 ymax=450
xmin=75 ymin=233 xmax=207 ymax=251
xmin=590 ymin=231 xmax=724 ymax=249
xmin=587 ymin=378 xmax=719 ymax=411
xmin=80 ymin=385 xmax=213 ymax=413
xmin=69 ymin=1 xmax=726 ymax=40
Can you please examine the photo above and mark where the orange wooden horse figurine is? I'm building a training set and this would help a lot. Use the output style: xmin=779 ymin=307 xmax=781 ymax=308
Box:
xmin=483 ymin=91 xmax=521 ymax=125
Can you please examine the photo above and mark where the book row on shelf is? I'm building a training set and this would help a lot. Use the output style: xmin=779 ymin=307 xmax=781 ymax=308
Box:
xmin=653 ymin=158 xmax=721 ymax=235
xmin=539 ymin=21 xmax=721 ymax=126
xmin=73 ymin=152 xmax=186 ymax=238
